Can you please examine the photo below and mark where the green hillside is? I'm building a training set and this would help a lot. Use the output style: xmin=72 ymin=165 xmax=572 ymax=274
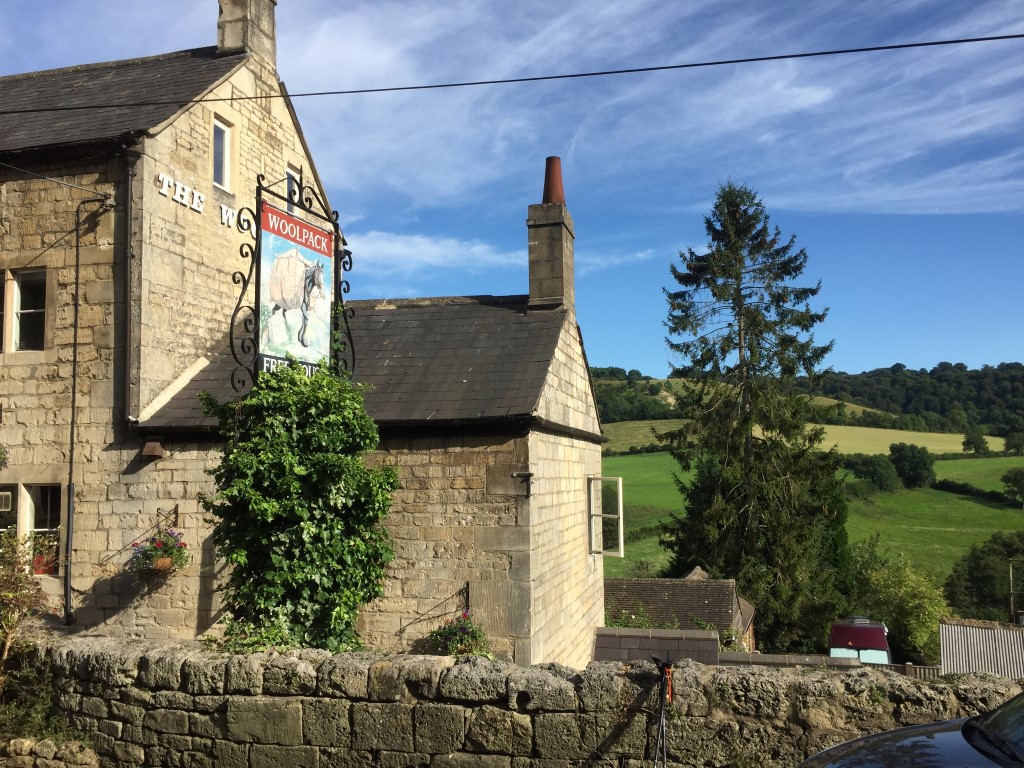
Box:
xmin=602 ymin=420 xmax=1006 ymax=455
xmin=601 ymin=449 xmax=1024 ymax=582
xmin=935 ymin=456 xmax=1024 ymax=493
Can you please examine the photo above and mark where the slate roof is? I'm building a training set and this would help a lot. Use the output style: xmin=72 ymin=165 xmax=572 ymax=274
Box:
xmin=604 ymin=574 xmax=755 ymax=634
xmin=141 ymin=295 xmax=569 ymax=431
xmin=0 ymin=47 xmax=247 ymax=154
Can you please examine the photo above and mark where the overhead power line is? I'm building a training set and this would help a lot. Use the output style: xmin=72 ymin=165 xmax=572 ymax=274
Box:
xmin=1 ymin=32 xmax=1022 ymax=116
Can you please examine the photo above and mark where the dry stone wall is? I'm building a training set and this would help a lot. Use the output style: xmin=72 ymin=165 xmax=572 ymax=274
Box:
xmin=6 ymin=637 xmax=1021 ymax=768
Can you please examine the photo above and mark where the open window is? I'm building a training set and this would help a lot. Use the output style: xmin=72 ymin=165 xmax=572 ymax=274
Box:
xmin=588 ymin=475 xmax=624 ymax=557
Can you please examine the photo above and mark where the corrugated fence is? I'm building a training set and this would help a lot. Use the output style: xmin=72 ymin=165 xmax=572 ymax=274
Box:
xmin=941 ymin=619 xmax=1024 ymax=678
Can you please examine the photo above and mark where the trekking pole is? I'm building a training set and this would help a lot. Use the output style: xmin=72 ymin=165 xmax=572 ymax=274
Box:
xmin=651 ymin=653 xmax=673 ymax=767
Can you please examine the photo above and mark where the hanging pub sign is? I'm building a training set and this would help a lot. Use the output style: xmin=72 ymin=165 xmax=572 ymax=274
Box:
xmin=228 ymin=171 xmax=354 ymax=393
xmin=257 ymin=202 xmax=334 ymax=374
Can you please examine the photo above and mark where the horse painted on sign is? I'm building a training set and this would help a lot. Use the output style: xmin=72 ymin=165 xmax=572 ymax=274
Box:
xmin=267 ymin=251 xmax=325 ymax=348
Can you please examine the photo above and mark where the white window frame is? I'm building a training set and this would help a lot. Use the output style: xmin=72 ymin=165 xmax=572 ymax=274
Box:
xmin=13 ymin=269 xmax=46 ymax=351
xmin=0 ymin=268 xmax=48 ymax=353
xmin=587 ymin=475 xmax=624 ymax=557
xmin=0 ymin=483 xmax=62 ymax=577
xmin=213 ymin=118 xmax=232 ymax=192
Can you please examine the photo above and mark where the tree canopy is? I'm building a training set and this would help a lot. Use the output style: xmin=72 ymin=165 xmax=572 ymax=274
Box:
xmin=659 ymin=182 xmax=850 ymax=652
xmin=888 ymin=443 xmax=936 ymax=488
xmin=1002 ymin=467 xmax=1024 ymax=511
xmin=848 ymin=536 xmax=948 ymax=664
xmin=945 ymin=531 xmax=1024 ymax=622
xmin=962 ymin=425 xmax=990 ymax=455
xmin=795 ymin=362 xmax=1024 ymax=436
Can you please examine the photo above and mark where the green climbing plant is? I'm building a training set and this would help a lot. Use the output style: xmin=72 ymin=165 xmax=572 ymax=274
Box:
xmin=201 ymin=360 xmax=398 ymax=651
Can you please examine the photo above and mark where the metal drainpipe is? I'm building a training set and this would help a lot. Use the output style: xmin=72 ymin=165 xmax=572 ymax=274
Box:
xmin=66 ymin=196 xmax=113 ymax=625
xmin=122 ymin=152 xmax=138 ymax=424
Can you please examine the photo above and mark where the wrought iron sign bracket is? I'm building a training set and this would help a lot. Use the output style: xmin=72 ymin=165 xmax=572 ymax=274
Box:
xmin=229 ymin=170 xmax=354 ymax=394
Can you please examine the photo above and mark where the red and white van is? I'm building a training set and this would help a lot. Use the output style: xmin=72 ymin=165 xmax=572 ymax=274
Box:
xmin=828 ymin=617 xmax=892 ymax=664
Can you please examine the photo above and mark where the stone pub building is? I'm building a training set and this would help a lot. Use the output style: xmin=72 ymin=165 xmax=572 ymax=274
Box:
xmin=0 ymin=0 xmax=605 ymax=668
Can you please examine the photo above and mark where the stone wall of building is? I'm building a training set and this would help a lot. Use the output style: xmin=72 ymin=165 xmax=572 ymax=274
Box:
xmin=134 ymin=55 xmax=323 ymax=407
xmin=360 ymin=432 xmax=532 ymax=661
xmin=1 ymin=49 xmax=325 ymax=638
xmin=6 ymin=637 xmax=1022 ymax=768
xmin=527 ymin=316 xmax=604 ymax=669
xmin=534 ymin=316 xmax=600 ymax=437
xmin=0 ymin=156 xmax=127 ymax=609
xmin=526 ymin=430 xmax=602 ymax=669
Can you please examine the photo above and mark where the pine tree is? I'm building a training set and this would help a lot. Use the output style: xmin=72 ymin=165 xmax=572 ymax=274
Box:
xmin=660 ymin=182 xmax=850 ymax=652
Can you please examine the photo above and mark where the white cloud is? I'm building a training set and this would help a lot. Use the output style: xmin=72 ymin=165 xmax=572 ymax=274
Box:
xmin=348 ymin=230 xmax=522 ymax=278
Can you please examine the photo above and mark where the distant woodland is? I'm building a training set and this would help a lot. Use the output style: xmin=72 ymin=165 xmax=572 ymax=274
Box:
xmin=592 ymin=362 xmax=1024 ymax=436
xmin=800 ymin=362 xmax=1024 ymax=436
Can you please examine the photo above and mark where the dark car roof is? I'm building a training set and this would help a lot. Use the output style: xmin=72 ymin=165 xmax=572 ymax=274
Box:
xmin=0 ymin=47 xmax=247 ymax=153
xmin=800 ymin=719 xmax=990 ymax=767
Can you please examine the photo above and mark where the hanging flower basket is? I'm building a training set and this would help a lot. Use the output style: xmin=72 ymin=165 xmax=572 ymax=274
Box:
xmin=127 ymin=528 xmax=190 ymax=578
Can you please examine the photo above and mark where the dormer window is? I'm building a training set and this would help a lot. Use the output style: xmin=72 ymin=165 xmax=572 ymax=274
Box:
xmin=213 ymin=118 xmax=231 ymax=191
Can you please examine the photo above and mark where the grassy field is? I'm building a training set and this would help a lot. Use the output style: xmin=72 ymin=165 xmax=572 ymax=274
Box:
xmin=820 ymin=425 xmax=1005 ymax=455
xmin=846 ymin=488 xmax=1023 ymax=583
xmin=602 ymin=420 xmax=1006 ymax=455
xmin=935 ymin=456 xmax=1024 ymax=492
xmin=601 ymin=453 xmax=685 ymax=578
xmin=601 ymin=449 xmax=1024 ymax=582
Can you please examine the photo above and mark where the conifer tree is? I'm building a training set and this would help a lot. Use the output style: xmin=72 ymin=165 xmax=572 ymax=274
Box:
xmin=661 ymin=182 xmax=850 ymax=652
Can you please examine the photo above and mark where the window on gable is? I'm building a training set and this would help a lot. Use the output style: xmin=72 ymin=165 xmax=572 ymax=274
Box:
xmin=213 ymin=118 xmax=231 ymax=191
xmin=12 ymin=270 xmax=46 ymax=352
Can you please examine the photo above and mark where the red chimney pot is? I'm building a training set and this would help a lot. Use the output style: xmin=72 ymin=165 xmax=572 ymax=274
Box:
xmin=542 ymin=156 xmax=566 ymax=205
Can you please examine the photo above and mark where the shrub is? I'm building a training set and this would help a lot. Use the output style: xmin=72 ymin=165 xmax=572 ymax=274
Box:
xmin=0 ymin=531 xmax=49 ymax=696
xmin=426 ymin=612 xmax=492 ymax=658
xmin=201 ymin=361 xmax=398 ymax=651
xmin=841 ymin=453 xmax=901 ymax=493
xmin=0 ymin=650 xmax=79 ymax=743
xmin=849 ymin=535 xmax=948 ymax=664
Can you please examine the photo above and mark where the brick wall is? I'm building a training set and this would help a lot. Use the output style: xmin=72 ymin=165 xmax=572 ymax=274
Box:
xmin=594 ymin=628 xmax=720 ymax=665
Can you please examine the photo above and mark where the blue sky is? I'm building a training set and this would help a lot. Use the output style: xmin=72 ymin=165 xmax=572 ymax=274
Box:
xmin=4 ymin=1 xmax=1022 ymax=378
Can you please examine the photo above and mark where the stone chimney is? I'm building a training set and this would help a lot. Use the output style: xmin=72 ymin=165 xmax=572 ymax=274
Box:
xmin=527 ymin=157 xmax=575 ymax=312
xmin=218 ymin=0 xmax=277 ymax=63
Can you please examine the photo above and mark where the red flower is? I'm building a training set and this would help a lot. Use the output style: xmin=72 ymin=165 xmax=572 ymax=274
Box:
xmin=155 ymin=541 xmax=164 ymax=548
